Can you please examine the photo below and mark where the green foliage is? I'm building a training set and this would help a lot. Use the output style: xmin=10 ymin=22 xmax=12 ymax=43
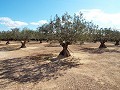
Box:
xmin=0 ymin=12 xmax=120 ymax=45
xmin=49 ymin=12 xmax=92 ymax=44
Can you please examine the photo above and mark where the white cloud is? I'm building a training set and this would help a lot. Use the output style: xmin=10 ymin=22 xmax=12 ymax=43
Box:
xmin=77 ymin=9 xmax=120 ymax=29
xmin=0 ymin=17 xmax=28 ymax=28
xmin=30 ymin=20 xmax=48 ymax=26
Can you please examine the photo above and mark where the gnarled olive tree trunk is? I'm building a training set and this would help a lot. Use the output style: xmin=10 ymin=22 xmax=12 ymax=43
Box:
xmin=99 ymin=41 xmax=107 ymax=48
xmin=6 ymin=40 xmax=10 ymax=45
xmin=40 ymin=40 xmax=42 ymax=43
xmin=59 ymin=42 xmax=71 ymax=57
xmin=115 ymin=40 xmax=119 ymax=46
xmin=20 ymin=40 xmax=26 ymax=48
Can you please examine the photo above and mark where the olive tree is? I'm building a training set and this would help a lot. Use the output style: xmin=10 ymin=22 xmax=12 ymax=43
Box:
xmin=0 ymin=31 xmax=12 ymax=45
xmin=110 ymin=30 xmax=120 ymax=46
xmin=19 ymin=28 xmax=33 ymax=48
xmin=92 ymin=28 xmax=112 ymax=48
xmin=49 ymin=12 xmax=90 ymax=57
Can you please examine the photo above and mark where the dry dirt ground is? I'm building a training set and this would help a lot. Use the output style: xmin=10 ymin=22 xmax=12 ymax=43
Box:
xmin=0 ymin=41 xmax=120 ymax=90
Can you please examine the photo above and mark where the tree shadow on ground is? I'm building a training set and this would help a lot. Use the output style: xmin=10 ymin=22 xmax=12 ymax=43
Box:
xmin=0 ymin=45 xmax=20 ymax=51
xmin=80 ymin=48 xmax=120 ymax=54
xmin=0 ymin=54 xmax=80 ymax=88
xmin=0 ymin=43 xmax=6 ymax=46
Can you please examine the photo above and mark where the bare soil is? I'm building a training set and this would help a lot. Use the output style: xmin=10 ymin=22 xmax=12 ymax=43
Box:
xmin=0 ymin=41 xmax=120 ymax=90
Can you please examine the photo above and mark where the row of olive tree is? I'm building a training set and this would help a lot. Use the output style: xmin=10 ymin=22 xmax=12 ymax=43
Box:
xmin=0 ymin=27 xmax=45 ymax=48
xmin=37 ymin=12 xmax=90 ymax=57
xmin=37 ymin=12 xmax=120 ymax=56
xmin=0 ymin=12 xmax=120 ymax=57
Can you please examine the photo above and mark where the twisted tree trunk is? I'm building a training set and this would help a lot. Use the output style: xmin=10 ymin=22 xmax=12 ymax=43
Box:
xmin=20 ymin=40 xmax=26 ymax=48
xmin=115 ymin=40 xmax=119 ymax=46
xmin=99 ymin=41 xmax=107 ymax=48
xmin=6 ymin=40 xmax=10 ymax=45
xmin=40 ymin=40 xmax=42 ymax=43
xmin=59 ymin=42 xmax=71 ymax=57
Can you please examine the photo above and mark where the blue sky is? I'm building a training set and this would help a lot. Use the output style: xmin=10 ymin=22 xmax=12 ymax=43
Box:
xmin=0 ymin=0 xmax=120 ymax=31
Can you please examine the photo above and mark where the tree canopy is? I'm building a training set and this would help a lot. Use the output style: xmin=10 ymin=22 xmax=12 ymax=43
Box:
xmin=0 ymin=12 xmax=120 ymax=55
